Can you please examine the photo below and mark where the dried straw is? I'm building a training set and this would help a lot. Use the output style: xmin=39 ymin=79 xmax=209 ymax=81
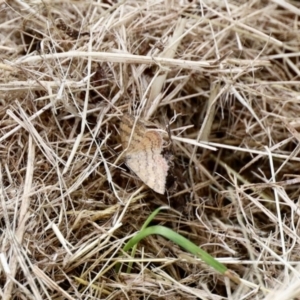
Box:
xmin=1 ymin=0 xmax=300 ymax=299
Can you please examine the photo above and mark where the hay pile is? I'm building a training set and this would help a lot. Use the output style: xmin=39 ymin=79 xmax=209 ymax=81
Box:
xmin=1 ymin=0 xmax=300 ymax=299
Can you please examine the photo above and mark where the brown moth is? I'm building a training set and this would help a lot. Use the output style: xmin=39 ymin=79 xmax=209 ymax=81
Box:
xmin=120 ymin=114 xmax=169 ymax=194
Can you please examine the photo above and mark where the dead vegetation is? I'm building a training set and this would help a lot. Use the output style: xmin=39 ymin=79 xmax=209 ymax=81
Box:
xmin=1 ymin=0 xmax=300 ymax=299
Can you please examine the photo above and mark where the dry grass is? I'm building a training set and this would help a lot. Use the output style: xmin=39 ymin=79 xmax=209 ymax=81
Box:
xmin=1 ymin=0 xmax=300 ymax=299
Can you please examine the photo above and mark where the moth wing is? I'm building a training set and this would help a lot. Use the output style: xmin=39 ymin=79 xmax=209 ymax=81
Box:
xmin=126 ymin=147 xmax=168 ymax=194
xmin=120 ymin=114 xmax=146 ymax=149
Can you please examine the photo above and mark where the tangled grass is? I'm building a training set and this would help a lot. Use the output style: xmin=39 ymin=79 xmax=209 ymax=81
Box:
xmin=1 ymin=0 xmax=300 ymax=299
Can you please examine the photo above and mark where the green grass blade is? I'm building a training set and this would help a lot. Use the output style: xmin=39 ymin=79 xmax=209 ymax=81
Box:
xmin=123 ymin=225 xmax=227 ymax=275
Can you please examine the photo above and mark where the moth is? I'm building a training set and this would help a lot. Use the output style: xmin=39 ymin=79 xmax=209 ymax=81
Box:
xmin=120 ymin=114 xmax=169 ymax=194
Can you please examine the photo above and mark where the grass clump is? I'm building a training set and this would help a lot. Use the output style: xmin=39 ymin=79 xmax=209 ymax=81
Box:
xmin=1 ymin=0 xmax=300 ymax=299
